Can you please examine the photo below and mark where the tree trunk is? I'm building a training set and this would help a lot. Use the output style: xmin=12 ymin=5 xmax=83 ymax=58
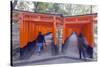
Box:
xmin=90 ymin=5 xmax=92 ymax=13
xmin=34 ymin=2 xmax=39 ymax=12
xmin=12 ymin=0 xmax=18 ymax=10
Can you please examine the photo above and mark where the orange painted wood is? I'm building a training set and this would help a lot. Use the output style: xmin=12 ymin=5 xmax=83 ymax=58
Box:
xmin=19 ymin=11 xmax=96 ymax=48
xmin=62 ymin=14 xmax=96 ymax=47
xmin=19 ymin=12 xmax=58 ymax=48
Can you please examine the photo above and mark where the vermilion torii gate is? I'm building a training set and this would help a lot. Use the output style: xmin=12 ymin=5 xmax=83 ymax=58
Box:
xmin=62 ymin=14 xmax=97 ymax=48
xmin=18 ymin=11 xmax=97 ymax=55
xmin=19 ymin=12 xmax=63 ymax=55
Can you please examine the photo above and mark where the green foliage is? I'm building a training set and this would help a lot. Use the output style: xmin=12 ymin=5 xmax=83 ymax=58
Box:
xmin=16 ymin=1 xmax=30 ymax=10
xmin=15 ymin=1 xmax=97 ymax=16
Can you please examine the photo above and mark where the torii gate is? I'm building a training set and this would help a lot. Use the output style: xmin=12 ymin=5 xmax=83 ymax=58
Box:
xmin=19 ymin=12 xmax=63 ymax=49
xmin=17 ymin=10 xmax=97 ymax=55
xmin=62 ymin=14 xmax=97 ymax=48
